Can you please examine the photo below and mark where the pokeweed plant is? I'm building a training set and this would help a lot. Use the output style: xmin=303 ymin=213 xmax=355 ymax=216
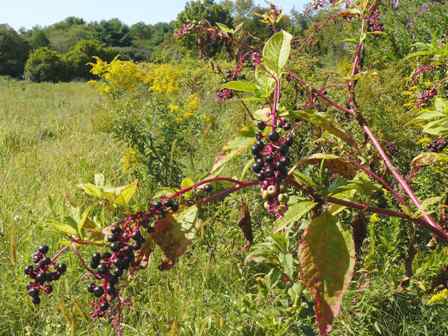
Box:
xmin=24 ymin=1 xmax=448 ymax=335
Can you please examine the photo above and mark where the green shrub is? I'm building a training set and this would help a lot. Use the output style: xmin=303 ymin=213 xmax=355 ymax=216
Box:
xmin=24 ymin=47 xmax=67 ymax=82
xmin=0 ymin=24 xmax=30 ymax=78
xmin=64 ymin=39 xmax=112 ymax=80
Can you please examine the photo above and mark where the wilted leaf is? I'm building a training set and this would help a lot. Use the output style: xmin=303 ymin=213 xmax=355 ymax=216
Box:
xmin=238 ymin=201 xmax=253 ymax=249
xmin=410 ymin=152 xmax=448 ymax=177
xmin=299 ymin=212 xmax=355 ymax=335
xmin=298 ymin=153 xmax=357 ymax=179
xmin=296 ymin=111 xmax=358 ymax=148
xmin=150 ymin=214 xmax=192 ymax=265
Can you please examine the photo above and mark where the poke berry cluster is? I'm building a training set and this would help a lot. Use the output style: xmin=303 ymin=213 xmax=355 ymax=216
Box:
xmin=427 ymin=138 xmax=448 ymax=153
xmin=416 ymin=88 xmax=437 ymax=108
xmin=25 ymin=245 xmax=66 ymax=305
xmin=368 ymin=9 xmax=384 ymax=33
xmin=87 ymin=198 xmax=179 ymax=317
xmin=252 ymin=118 xmax=293 ymax=218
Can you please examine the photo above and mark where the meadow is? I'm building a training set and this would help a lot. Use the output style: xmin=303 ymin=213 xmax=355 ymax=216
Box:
xmin=2 ymin=1 xmax=448 ymax=335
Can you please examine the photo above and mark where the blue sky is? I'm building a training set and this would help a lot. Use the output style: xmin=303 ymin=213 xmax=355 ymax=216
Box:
xmin=1 ymin=0 xmax=307 ymax=30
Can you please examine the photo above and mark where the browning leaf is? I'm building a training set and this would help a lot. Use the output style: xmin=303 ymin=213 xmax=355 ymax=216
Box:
xmin=238 ymin=201 xmax=253 ymax=250
xmin=150 ymin=214 xmax=192 ymax=268
xmin=297 ymin=154 xmax=357 ymax=179
xmin=299 ymin=212 xmax=355 ymax=335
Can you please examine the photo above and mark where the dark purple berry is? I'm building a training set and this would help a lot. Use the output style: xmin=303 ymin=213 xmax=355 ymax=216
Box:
xmin=93 ymin=286 xmax=104 ymax=298
xmin=257 ymin=121 xmax=266 ymax=130
xmin=32 ymin=295 xmax=41 ymax=305
xmin=100 ymin=302 xmax=110 ymax=311
xmin=110 ymin=242 xmax=122 ymax=252
xmin=57 ymin=264 xmax=67 ymax=274
xmin=97 ymin=264 xmax=108 ymax=275
xmin=32 ymin=252 xmax=42 ymax=263
xmin=279 ymin=144 xmax=289 ymax=155
xmin=25 ymin=265 xmax=34 ymax=276
xmin=28 ymin=287 xmax=39 ymax=298
xmin=88 ymin=283 xmax=96 ymax=293
xmin=38 ymin=245 xmax=49 ymax=254
xmin=102 ymin=252 xmax=112 ymax=260
xmin=36 ymin=273 xmax=47 ymax=284
xmin=269 ymin=132 xmax=280 ymax=142
xmin=44 ymin=285 xmax=53 ymax=294
xmin=252 ymin=163 xmax=262 ymax=174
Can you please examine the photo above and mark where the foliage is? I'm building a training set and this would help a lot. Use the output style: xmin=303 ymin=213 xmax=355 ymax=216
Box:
xmin=24 ymin=47 xmax=67 ymax=82
xmin=5 ymin=1 xmax=448 ymax=336
xmin=0 ymin=24 xmax=30 ymax=78
xmin=64 ymin=39 xmax=113 ymax=80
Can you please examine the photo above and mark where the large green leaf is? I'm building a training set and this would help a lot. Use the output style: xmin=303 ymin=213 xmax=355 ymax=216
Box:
xmin=415 ymin=98 xmax=448 ymax=137
xmin=211 ymin=136 xmax=256 ymax=174
xmin=263 ymin=30 xmax=292 ymax=76
xmin=222 ymin=80 xmax=258 ymax=94
xmin=274 ymin=200 xmax=317 ymax=232
xmin=299 ymin=212 xmax=355 ymax=336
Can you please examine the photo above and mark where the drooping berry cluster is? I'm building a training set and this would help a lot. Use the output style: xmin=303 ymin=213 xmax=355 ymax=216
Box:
xmin=25 ymin=245 xmax=66 ymax=305
xmin=252 ymin=118 xmax=293 ymax=218
xmin=416 ymin=87 xmax=437 ymax=108
xmin=427 ymin=138 xmax=448 ymax=153
xmin=87 ymin=199 xmax=179 ymax=318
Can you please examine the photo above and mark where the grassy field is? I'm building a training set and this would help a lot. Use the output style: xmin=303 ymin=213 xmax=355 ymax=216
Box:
xmin=0 ymin=79 xmax=274 ymax=336
xmin=2 ymin=79 xmax=448 ymax=336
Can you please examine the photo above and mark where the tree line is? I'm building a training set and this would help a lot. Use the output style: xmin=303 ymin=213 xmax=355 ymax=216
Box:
xmin=0 ymin=0 xmax=310 ymax=82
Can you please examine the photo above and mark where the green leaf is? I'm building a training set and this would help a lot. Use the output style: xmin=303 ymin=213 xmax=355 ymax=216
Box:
xmin=255 ymin=67 xmax=275 ymax=98
xmin=79 ymin=183 xmax=103 ymax=199
xmin=299 ymin=212 xmax=355 ymax=336
xmin=49 ymin=220 xmax=78 ymax=237
xmin=113 ymin=180 xmax=138 ymax=207
xmin=263 ymin=30 xmax=292 ymax=76
xmin=414 ymin=98 xmax=448 ymax=137
xmin=222 ymin=80 xmax=258 ymax=94
xmin=427 ymin=289 xmax=448 ymax=305
xmin=274 ymin=200 xmax=316 ymax=232
xmin=216 ymin=22 xmax=233 ymax=34
xmin=211 ymin=137 xmax=256 ymax=174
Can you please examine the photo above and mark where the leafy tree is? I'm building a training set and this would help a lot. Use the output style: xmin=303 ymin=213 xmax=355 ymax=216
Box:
xmin=177 ymin=0 xmax=233 ymax=27
xmin=24 ymin=47 xmax=67 ymax=82
xmin=64 ymin=39 xmax=113 ymax=80
xmin=91 ymin=19 xmax=132 ymax=47
xmin=44 ymin=18 xmax=98 ymax=52
xmin=0 ymin=24 xmax=30 ymax=78
xmin=176 ymin=0 xmax=233 ymax=57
